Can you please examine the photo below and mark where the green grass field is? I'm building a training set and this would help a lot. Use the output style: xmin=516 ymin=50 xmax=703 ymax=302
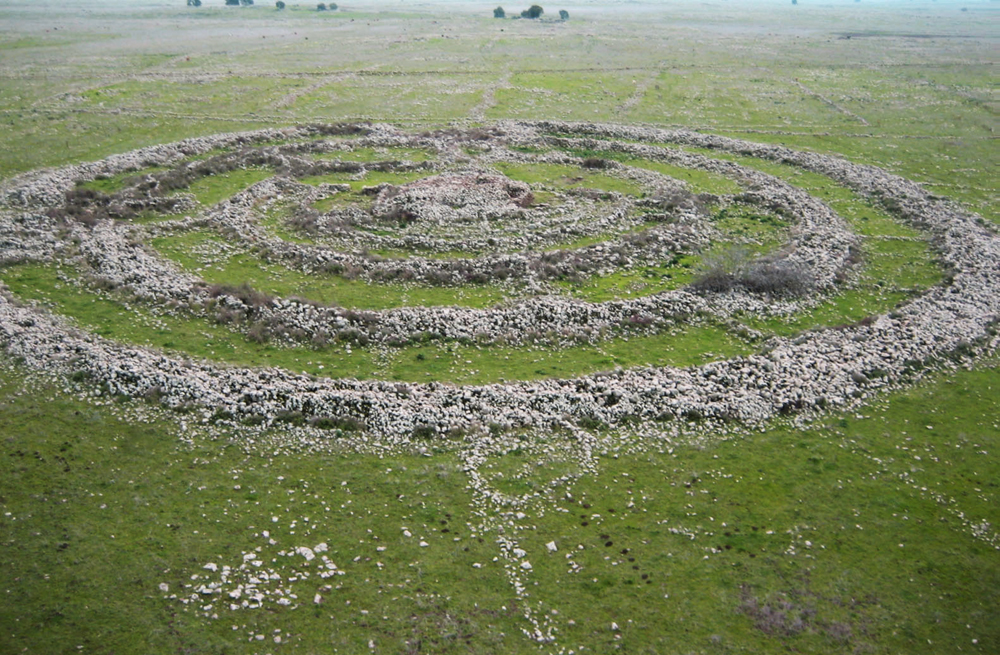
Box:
xmin=0 ymin=1 xmax=996 ymax=653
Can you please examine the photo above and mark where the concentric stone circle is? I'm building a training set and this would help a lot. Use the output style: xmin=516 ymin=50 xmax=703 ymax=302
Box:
xmin=220 ymin=126 xmax=859 ymax=304
xmin=0 ymin=121 xmax=997 ymax=444
xmin=6 ymin=122 xmax=861 ymax=350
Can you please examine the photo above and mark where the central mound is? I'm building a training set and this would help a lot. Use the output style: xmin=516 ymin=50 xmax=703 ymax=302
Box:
xmin=372 ymin=170 xmax=533 ymax=225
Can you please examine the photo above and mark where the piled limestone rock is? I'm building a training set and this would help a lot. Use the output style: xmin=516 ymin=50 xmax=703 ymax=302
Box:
xmin=0 ymin=121 xmax=996 ymax=444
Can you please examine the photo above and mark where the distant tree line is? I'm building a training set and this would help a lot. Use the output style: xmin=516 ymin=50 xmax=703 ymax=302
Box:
xmin=192 ymin=0 xmax=339 ymax=9
xmin=493 ymin=6 xmax=569 ymax=20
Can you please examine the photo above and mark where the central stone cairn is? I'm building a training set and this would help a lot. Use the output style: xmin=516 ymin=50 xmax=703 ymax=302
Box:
xmin=372 ymin=171 xmax=534 ymax=226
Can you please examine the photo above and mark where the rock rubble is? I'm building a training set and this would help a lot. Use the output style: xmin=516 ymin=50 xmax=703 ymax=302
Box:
xmin=0 ymin=121 xmax=996 ymax=444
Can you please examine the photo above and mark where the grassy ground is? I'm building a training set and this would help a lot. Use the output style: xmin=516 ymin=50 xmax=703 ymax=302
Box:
xmin=0 ymin=1 xmax=996 ymax=653
xmin=1 ymin=358 xmax=996 ymax=654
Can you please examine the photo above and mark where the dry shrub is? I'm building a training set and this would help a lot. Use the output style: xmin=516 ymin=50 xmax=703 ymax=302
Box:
xmin=692 ymin=246 xmax=812 ymax=298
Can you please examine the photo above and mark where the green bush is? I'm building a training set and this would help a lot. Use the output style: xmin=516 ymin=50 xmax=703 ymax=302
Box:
xmin=521 ymin=4 xmax=543 ymax=19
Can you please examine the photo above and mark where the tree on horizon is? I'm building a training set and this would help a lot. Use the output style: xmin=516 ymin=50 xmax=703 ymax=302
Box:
xmin=522 ymin=4 xmax=543 ymax=19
